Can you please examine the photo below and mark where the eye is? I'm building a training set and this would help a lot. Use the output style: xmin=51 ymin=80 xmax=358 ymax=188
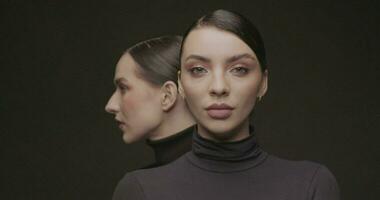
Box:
xmin=188 ymin=65 xmax=208 ymax=76
xmin=117 ymin=84 xmax=129 ymax=93
xmin=230 ymin=66 xmax=249 ymax=75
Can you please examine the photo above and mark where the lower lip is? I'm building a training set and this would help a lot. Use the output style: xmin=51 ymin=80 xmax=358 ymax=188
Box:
xmin=207 ymin=109 xmax=232 ymax=119
xmin=118 ymin=123 xmax=126 ymax=130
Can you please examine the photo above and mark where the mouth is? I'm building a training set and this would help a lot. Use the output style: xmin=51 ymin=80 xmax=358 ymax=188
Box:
xmin=115 ymin=118 xmax=126 ymax=129
xmin=205 ymin=103 xmax=234 ymax=119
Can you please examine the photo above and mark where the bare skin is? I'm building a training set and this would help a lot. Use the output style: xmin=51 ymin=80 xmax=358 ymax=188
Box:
xmin=180 ymin=27 xmax=268 ymax=142
xmin=106 ymin=53 xmax=195 ymax=143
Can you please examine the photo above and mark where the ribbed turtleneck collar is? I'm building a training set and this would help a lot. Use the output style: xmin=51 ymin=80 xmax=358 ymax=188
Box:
xmin=145 ymin=125 xmax=194 ymax=168
xmin=186 ymin=126 xmax=267 ymax=173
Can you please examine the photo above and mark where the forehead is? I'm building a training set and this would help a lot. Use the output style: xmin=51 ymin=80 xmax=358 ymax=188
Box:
xmin=182 ymin=27 xmax=256 ymax=59
xmin=114 ymin=53 xmax=139 ymax=79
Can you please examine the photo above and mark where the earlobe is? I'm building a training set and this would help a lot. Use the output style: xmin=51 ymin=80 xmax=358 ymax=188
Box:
xmin=161 ymin=81 xmax=178 ymax=112
xmin=177 ymin=74 xmax=186 ymax=99
xmin=258 ymin=70 xmax=268 ymax=98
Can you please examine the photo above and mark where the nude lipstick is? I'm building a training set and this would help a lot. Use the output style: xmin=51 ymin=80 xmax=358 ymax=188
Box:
xmin=115 ymin=118 xmax=125 ymax=130
xmin=206 ymin=103 xmax=233 ymax=119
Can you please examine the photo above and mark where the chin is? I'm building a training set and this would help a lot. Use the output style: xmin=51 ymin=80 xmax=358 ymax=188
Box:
xmin=122 ymin=135 xmax=133 ymax=144
xmin=122 ymin=129 xmax=149 ymax=144
xmin=208 ymin=123 xmax=233 ymax=133
xmin=200 ymin=116 xmax=250 ymax=141
xmin=201 ymin=121 xmax=238 ymax=140
xmin=122 ymin=133 xmax=139 ymax=144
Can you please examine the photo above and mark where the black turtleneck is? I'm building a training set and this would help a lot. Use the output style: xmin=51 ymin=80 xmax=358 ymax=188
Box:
xmin=112 ymin=125 xmax=194 ymax=199
xmin=143 ymin=125 xmax=194 ymax=168
xmin=112 ymin=127 xmax=340 ymax=200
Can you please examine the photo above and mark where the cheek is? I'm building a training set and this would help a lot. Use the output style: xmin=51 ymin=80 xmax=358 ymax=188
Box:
xmin=242 ymin=83 xmax=260 ymax=97
xmin=120 ymin=95 xmax=137 ymax=115
xmin=182 ymin=81 xmax=204 ymax=106
xmin=236 ymin=81 xmax=261 ymax=107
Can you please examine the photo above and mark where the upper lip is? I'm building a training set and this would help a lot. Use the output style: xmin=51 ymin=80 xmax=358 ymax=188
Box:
xmin=115 ymin=118 xmax=124 ymax=124
xmin=206 ymin=103 xmax=233 ymax=110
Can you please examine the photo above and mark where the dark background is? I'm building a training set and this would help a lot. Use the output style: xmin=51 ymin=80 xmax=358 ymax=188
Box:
xmin=1 ymin=0 xmax=379 ymax=199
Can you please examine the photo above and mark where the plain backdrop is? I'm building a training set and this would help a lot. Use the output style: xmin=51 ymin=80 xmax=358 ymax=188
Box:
xmin=1 ymin=0 xmax=379 ymax=199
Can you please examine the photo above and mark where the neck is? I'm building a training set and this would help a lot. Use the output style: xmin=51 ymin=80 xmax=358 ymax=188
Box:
xmin=149 ymin=98 xmax=195 ymax=141
xmin=187 ymin=124 xmax=267 ymax=173
xmin=198 ymin=119 xmax=250 ymax=142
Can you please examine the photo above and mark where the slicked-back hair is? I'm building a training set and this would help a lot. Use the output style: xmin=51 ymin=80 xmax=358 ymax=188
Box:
xmin=127 ymin=35 xmax=183 ymax=86
xmin=180 ymin=9 xmax=267 ymax=71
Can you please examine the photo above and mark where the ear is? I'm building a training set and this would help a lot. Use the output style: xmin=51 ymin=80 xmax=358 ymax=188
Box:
xmin=258 ymin=70 xmax=268 ymax=98
xmin=177 ymin=71 xmax=186 ymax=99
xmin=160 ymin=81 xmax=178 ymax=112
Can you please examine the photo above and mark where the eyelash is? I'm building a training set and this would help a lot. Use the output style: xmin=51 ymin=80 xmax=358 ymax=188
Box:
xmin=117 ymin=84 xmax=128 ymax=92
xmin=230 ymin=66 xmax=249 ymax=75
xmin=187 ymin=65 xmax=250 ymax=76
xmin=188 ymin=66 xmax=208 ymax=75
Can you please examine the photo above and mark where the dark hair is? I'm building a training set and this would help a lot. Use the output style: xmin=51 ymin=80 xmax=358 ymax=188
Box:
xmin=180 ymin=9 xmax=267 ymax=71
xmin=126 ymin=35 xmax=183 ymax=86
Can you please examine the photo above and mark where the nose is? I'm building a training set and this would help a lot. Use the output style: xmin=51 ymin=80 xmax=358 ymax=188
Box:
xmin=209 ymin=70 xmax=230 ymax=97
xmin=105 ymin=92 xmax=119 ymax=114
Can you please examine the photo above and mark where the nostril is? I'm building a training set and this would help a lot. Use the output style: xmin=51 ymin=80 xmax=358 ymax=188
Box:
xmin=209 ymin=83 xmax=230 ymax=97
xmin=105 ymin=104 xmax=116 ymax=114
xmin=209 ymin=75 xmax=230 ymax=96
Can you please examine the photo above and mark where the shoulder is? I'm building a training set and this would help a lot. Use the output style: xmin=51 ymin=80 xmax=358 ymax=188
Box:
xmin=259 ymin=155 xmax=324 ymax=177
xmin=132 ymin=154 xmax=190 ymax=180
xmin=112 ymin=172 xmax=146 ymax=200
xmin=112 ymin=157 xmax=190 ymax=200
xmin=306 ymin=164 xmax=340 ymax=200
xmin=114 ymin=155 xmax=188 ymax=191
xmin=263 ymin=155 xmax=340 ymax=200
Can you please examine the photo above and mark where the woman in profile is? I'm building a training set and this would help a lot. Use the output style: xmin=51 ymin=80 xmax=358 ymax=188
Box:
xmin=105 ymin=36 xmax=195 ymax=198
xmin=117 ymin=10 xmax=340 ymax=200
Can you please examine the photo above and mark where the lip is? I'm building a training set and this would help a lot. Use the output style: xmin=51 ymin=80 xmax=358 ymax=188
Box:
xmin=115 ymin=118 xmax=125 ymax=129
xmin=206 ymin=103 xmax=233 ymax=110
xmin=205 ymin=103 xmax=234 ymax=119
xmin=115 ymin=117 xmax=124 ymax=123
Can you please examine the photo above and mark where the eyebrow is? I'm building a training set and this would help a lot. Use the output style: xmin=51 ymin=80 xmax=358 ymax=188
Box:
xmin=184 ymin=53 xmax=256 ymax=64
xmin=225 ymin=53 xmax=257 ymax=63
xmin=184 ymin=55 xmax=211 ymax=63
xmin=114 ymin=77 xmax=128 ymax=86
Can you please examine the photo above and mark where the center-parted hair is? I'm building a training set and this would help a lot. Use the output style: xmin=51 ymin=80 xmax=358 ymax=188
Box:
xmin=126 ymin=35 xmax=183 ymax=86
xmin=180 ymin=9 xmax=267 ymax=71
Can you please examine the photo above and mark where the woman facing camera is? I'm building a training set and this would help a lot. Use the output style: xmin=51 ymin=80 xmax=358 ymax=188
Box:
xmin=105 ymin=36 xmax=195 ymax=168
xmin=116 ymin=10 xmax=340 ymax=200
